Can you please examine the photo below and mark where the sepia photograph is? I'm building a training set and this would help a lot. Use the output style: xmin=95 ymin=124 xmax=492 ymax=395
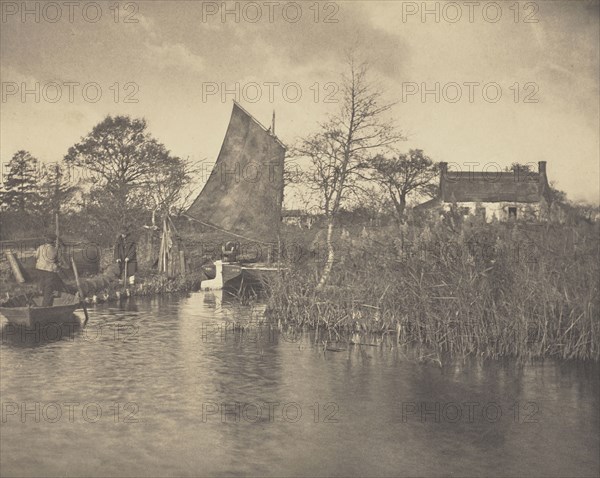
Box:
xmin=1 ymin=1 xmax=599 ymax=477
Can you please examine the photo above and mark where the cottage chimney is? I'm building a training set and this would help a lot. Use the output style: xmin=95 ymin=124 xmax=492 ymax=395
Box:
xmin=538 ymin=161 xmax=548 ymax=186
xmin=439 ymin=162 xmax=448 ymax=200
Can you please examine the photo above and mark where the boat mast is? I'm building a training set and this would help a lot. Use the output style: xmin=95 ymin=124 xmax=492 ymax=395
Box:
xmin=271 ymin=110 xmax=275 ymax=135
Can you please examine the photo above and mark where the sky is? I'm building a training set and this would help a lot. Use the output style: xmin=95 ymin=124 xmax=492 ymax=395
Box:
xmin=1 ymin=0 xmax=599 ymax=207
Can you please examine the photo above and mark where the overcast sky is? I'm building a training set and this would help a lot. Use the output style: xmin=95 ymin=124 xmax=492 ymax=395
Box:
xmin=1 ymin=0 xmax=599 ymax=206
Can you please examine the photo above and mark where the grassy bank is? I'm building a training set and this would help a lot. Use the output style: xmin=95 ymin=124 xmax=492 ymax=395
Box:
xmin=0 ymin=267 xmax=203 ymax=305
xmin=73 ymin=271 xmax=202 ymax=302
xmin=0 ymin=238 xmax=203 ymax=304
xmin=266 ymin=218 xmax=600 ymax=361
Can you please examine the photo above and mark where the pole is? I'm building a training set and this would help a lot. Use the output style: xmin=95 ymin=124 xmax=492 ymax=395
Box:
xmin=55 ymin=212 xmax=69 ymax=284
xmin=71 ymin=258 xmax=89 ymax=326
xmin=55 ymin=213 xmax=59 ymax=249
xmin=5 ymin=251 xmax=25 ymax=283
xmin=122 ymin=259 xmax=128 ymax=289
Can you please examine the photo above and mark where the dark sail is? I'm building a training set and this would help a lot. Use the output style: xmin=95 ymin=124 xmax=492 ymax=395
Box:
xmin=187 ymin=102 xmax=285 ymax=241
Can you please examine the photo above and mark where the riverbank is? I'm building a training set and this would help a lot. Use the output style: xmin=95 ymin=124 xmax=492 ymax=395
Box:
xmin=266 ymin=219 xmax=600 ymax=361
xmin=0 ymin=269 xmax=203 ymax=305
xmin=3 ymin=218 xmax=598 ymax=362
xmin=0 ymin=235 xmax=204 ymax=304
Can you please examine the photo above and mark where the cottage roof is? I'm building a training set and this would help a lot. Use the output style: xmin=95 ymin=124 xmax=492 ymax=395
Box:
xmin=442 ymin=170 xmax=544 ymax=203
xmin=415 ymin=162 xmax=551 ymax=211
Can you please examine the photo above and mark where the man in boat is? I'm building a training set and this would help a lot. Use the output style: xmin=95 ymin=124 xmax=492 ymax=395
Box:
xmin=114 ymin=226 xmax=138 ymax=285
xmin=222 ymin=241 xmax=240 ymax=263
xmin=35 ymin=233 xmax=65 ymax=306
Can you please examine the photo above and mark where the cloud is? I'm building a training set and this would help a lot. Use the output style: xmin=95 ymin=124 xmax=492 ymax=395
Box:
xmin=137 ymin=13 xmax=158 ymax=40
xmin=143 ymin=41 xmax=205 ymax=74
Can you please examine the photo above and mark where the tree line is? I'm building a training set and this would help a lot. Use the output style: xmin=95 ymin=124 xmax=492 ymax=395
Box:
xmin=289 ymin=50 xmax=599 ymax=288
xmin=0 ymin=116 xmax=198 ymax=244
xmin=2 ymin=49 xmax=595 ymax=265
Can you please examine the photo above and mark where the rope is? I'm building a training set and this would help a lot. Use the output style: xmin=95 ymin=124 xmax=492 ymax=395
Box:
xmin=182 ymin=213 xmax=274 ymax=245
xmin=0 ymin=237 xmax=94 ymax=247
xmin=0 ymin=237 xmax=43 ymax=244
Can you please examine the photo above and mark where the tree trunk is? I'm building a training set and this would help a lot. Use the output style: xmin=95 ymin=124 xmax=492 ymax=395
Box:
xmin=399 ymin=195 xmax=407 ymax=218
xmin=392 ymin=197 xmax=406 ymax=224
xmin=316 ymin=217 xmax=335 ymax=291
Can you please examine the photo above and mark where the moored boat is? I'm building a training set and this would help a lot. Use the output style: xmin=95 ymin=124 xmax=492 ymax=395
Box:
xmin=201 ymin=261 xmax=281 ymax=293
xmin=187 ymin=101 xmax=287 ymax=291
xmin=0 ymin=294 xmax=81 ymax=327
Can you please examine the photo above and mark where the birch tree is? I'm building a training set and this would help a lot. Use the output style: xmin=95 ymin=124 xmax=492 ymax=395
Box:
xmin=296 ymin=53 xmax=404 ymax=289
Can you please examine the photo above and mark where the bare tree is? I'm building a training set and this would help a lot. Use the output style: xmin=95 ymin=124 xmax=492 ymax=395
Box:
xmin=371 ymin=149 xmax=439 ymax=223
xmin=295 ymin=52 xmax=404 ymax=288
xmin=135 ymin=156 xmax=200 ymax=223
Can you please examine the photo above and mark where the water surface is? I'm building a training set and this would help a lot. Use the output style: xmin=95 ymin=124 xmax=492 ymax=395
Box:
xmin=1 ymin=292 xmax=598 ymax=477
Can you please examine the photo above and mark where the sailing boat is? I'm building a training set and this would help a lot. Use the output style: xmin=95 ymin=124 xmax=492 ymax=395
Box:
xmin=186 ymin=101 xmax=286 ymax=291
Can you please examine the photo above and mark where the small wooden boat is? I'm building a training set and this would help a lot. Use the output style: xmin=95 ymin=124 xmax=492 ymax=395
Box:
xmin=0 ymin=294 xmax=81 ymax=327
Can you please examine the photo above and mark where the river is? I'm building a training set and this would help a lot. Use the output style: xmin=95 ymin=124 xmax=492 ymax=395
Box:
xmin=1 ymin=292 xmax=598 ymax=477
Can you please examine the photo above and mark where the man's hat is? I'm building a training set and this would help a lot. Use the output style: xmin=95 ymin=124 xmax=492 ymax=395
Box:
xmin=44 ymin=232 xmax=57 ymax=243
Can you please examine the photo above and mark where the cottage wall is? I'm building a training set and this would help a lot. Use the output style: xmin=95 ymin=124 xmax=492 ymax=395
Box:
xmin=441 ymin=201 xmax=541 ymax=222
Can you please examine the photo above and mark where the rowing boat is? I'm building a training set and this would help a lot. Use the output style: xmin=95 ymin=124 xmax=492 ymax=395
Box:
xmin=0 ymin=294 xmax=81 ymax=327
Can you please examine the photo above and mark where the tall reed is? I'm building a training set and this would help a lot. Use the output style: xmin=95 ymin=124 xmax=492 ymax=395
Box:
xmin=266 ymin=219 xmax=599 ymax=361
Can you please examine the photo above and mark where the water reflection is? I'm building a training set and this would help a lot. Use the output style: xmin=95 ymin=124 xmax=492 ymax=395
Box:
xmin=116 ymin=297 xmax=139 ymax=312
xmin=1 ymin=318 xmax=82 ymax=348
xmin=1 ymin=292 xmax=598 ymax=477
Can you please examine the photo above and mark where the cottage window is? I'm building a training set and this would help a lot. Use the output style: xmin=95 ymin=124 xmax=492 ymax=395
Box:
xmin=508 ymin=207 xmax=518 ymax=219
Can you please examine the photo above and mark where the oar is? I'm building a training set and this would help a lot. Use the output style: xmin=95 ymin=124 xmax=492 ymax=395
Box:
xmin=71 ymin=258 xmax=89 ymax=326
xmin=121 ymin=258 xmax=129 ymax=296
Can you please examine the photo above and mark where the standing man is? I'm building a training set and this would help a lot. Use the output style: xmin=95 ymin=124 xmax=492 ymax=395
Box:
xmin=35 ymin=233 xmax=64 ymax=306
xmin=114 ymin=226 xmax=138 ymax=286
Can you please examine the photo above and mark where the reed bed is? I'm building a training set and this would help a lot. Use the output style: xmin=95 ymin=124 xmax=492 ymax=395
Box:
xmin=266 ymin=219 xmax=600 ymax=361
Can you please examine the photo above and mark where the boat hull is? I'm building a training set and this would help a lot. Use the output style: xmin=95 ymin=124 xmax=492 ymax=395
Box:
xmin=223 ymin=265 xmax=280 ymax=294
xmin=200 ymin=261 xmax=281 ymax=293
xmin=0 ymin=295 xmax=81 ymax=327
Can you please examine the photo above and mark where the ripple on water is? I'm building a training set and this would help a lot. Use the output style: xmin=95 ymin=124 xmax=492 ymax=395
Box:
xmin=1 ymin=293 xmax=599 ymax=477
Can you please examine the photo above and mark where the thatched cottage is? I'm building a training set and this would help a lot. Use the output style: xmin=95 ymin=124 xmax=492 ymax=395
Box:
xmin=416 ymin=161 xmax=552 ymax=222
